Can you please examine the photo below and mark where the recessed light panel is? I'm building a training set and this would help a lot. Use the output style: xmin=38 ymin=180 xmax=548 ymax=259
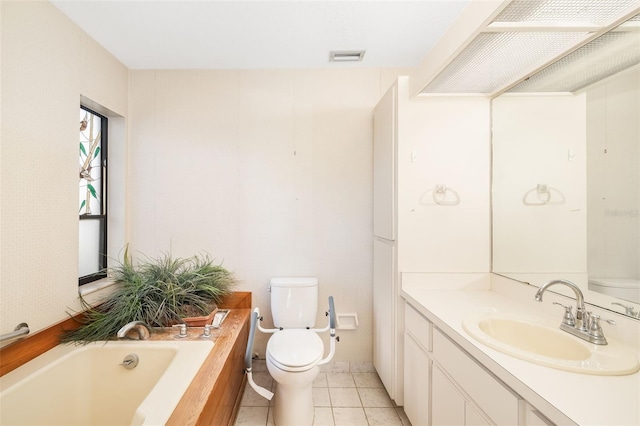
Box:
xmin=493 ymin=0 xmax=638 ymax=24
xmin=508 ymin=30 xmax=640 ymax=92
xmin=422 ymin=32 xmax=588 ymax=94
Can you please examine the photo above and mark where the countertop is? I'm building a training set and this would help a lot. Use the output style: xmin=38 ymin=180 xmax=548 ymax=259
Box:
xmin=401 ymin=287 xmax=640 ymax=426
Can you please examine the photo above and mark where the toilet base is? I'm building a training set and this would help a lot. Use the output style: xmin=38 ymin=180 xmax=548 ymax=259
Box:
xmin=266 ymin=359 xmax=320 ymax=426
xmin=272 ymin=382 xmax=314 ymax=426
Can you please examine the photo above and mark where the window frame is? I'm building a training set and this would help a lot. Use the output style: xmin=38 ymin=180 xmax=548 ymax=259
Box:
xmin=79 ymin=105 xmax=108 ymax=286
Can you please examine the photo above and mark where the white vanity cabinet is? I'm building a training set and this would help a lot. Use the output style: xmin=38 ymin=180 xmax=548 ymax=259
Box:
xmin=521 ymin=403 xmax=555 ymax=426
xmin=431 ymin=365 xmax=466 ymax=425
xmin=404 ymin=301 xmax=538 ymax=426
xmin=431 ymin=364 xmax=493 ymax=426
xmin=432 ymin=328 xmax=520 ymax=426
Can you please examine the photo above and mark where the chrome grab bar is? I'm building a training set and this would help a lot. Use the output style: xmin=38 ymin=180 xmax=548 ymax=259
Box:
xmin=1 ymin=323 xmax=30 ymax=344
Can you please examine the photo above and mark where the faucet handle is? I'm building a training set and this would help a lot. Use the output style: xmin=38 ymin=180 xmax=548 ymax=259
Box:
xmin=553 ymin=302 xmax=576 ymax=326
xmin=588 ymin=315 xmax=604 ymax=340
xmin=589 ymin=313 xmax=616 ymax=326
xmin=172 ymin=324 xmax=188 ymax=338
xmin=612 ymin=302 xmax=638 ymax=317
xmin=587 ymin=314 xmax=615 ymax=342
xmin=202 ymin=324 xmax=214 ymax=338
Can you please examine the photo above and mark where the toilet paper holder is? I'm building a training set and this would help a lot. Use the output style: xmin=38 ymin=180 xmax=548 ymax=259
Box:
xmin=337 ymin=313 xmax=358 ymax=330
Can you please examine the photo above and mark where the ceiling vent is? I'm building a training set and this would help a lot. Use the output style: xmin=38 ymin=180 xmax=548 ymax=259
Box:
xmin=329 ymin=50 xmax=366 ymax=62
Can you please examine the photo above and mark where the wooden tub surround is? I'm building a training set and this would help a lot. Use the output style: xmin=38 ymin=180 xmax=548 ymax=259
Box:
xmin=0 ymin=291 xmax=252 ymax=426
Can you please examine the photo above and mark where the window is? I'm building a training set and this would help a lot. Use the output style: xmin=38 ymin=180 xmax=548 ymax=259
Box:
xmin=79 ymin=106 xmax=108 ymax=285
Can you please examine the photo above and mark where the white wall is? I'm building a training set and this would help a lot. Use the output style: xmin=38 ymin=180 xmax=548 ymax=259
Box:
xmin=492 ymin=94 xmax=587 ymax=275
xmin=0 ymin=0 xmax=410 ymax=362
xmin=397 ymin=83 xmax=491 ymax=273
xmin=1 ymin=1 xmax=128 ymax=335
xmin=586 ymin=66 xmax=640 ymax=280
xmin=128 ymin=69 xmax=408 ymax=361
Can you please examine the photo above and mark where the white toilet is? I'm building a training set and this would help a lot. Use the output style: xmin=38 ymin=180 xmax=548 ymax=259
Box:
xmin=588 ymin=277 xmax=640 ymax=304
xmin=252 ymin=277 xmax=337 ymax=426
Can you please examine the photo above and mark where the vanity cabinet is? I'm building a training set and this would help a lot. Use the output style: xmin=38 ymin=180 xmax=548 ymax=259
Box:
xmin=404 ymin=301 xmax=540 ymax=426
xmin=432 ymin=328 xmax=520 ymax=425
xmin=431 ymin=365 xmax=465 ymax=425
xmin=522 ymin=403 xmax=555 ymax=426
xmin=431 ymin=364 xmax=493 ymax=426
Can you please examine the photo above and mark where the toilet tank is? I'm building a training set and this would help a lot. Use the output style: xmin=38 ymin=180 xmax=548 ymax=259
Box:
xmin=270 ymin=277 xmax=318 ymax=328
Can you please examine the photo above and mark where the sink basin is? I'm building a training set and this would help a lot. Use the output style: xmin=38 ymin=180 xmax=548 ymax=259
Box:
xmin=463 ymin=312 xmax=640 ymax=375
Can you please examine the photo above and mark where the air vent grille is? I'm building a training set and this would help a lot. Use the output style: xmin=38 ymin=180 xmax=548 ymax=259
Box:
xmin=329 ymin=50 xmax=365 ymax=62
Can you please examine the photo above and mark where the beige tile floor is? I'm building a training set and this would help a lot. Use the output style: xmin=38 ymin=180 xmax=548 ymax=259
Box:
xmin=235 ymin=361 xmax=411 ymax=426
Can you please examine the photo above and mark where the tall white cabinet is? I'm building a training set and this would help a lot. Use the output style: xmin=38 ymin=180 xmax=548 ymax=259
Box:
xmin=373 ymin=77 xmax=491 ymax=405
xmin=373 ymin=82 xmax=399 ymax=401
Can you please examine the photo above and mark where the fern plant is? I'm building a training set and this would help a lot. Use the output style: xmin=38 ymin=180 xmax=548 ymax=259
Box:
xmin=63 ymin=247 xmax=236 ymax=343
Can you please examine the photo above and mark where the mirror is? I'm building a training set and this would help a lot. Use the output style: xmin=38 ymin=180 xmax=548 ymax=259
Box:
xmin=492 ymin=18 xmax=640 ymax=319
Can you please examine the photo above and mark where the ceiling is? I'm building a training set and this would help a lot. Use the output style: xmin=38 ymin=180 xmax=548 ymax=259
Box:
xmin=50 ymin=0 xmax=470 ymax=70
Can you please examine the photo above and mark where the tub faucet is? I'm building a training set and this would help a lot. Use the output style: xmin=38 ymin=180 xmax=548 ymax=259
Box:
xmin=117 ymin=321 xmax=152 ymax=340
xmin=535 ymin=279 xmax=613 ymax=345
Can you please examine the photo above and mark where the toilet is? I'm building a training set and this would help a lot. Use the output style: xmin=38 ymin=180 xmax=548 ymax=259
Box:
xmin=250 ymin=277 xmax=337 ymax=426
xmin=588 ymin=277 xmax=640 ymax=304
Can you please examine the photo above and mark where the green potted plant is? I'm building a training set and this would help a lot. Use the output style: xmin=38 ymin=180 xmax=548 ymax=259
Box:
xmin=63 ymin=247 xmax=237 ymax=343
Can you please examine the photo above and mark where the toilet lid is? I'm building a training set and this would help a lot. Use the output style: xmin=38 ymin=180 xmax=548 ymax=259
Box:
xmin=267 ymin=329 xmax=324 ymax=368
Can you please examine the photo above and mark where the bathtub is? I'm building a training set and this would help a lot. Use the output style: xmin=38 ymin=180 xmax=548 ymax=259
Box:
xmin=0 ymin=340 xmax=213 ymax=426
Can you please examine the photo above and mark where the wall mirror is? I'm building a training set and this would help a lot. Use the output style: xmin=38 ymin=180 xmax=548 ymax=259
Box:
xmin=492 ymin=14 xmax=640 ymax=319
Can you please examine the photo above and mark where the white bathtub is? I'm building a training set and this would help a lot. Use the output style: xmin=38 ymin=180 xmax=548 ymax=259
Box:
xmin=0 ymin=340 xmax=213 ymax=426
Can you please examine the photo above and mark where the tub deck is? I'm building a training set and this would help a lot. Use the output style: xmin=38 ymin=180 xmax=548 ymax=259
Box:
xmin=0 ymin=292 xmax=251 ymax=426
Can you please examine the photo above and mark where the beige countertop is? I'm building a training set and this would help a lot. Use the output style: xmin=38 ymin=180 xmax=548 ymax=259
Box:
xmin=401 ymin=287 xmax=640 ymax=426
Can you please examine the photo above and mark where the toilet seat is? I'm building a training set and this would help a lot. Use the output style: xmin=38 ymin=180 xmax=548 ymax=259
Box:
xmin=267 ymin=329 xmax=324 ymax=372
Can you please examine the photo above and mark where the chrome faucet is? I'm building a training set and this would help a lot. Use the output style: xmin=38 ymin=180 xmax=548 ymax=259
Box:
xmin=535 ymin=279 xmax=614 ymax=345
xmin=612 ymin=302 xmax=639 ymax=318
xmin=117 ymin=321 xmax=152 ymax=340
xmin=535 ymin=279 xmax=587 ymax=330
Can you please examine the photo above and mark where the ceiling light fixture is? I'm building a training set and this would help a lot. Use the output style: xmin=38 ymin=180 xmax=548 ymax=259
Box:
xmin=329 ymin=50 xmax=366 ymax=62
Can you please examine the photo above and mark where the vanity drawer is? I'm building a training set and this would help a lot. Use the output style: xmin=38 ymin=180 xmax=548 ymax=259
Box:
xmin=405 ymin=303 xmax=431 ymax=351
xmin=433 ymin=328 xmax=519 ymax=425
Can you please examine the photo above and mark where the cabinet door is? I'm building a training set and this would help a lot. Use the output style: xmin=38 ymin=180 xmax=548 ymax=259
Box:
xmin=373 ymin=238 xmax=396 ymax=397
xmin=522 ymin=402 xmax=555 ymax=426
xmin=465 ymin=403 xmax=490 ymax=426
xmin=432 ymin=329 xmax=519 ymax=425
xmin=373 ymin=83 xmax=396 ymax=240
xmin=404 ymin=333 xmax=430 ymax=426
xmin=432 ymin=366 xmax=465 ymax=426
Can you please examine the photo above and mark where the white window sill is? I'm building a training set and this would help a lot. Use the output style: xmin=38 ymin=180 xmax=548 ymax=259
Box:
xmin=79 ymin=277 xmax=118 ymax=297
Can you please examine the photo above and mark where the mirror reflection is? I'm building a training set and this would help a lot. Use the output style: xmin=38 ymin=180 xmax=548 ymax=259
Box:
xmin=585 ymin=67 xmax=639 ymax=306
xmin=492 ymin=18 xmax=640 ymax=318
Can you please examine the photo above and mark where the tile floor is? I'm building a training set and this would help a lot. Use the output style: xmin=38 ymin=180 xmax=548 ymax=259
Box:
xmin=235 ymin=361 xmax=411 ymax=426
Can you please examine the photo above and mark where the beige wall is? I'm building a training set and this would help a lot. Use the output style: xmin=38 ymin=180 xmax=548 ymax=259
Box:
xmin=492 ymin=94 xmax=587 ymax=275
xmin=128 ymin=68 xmax=408 ymax=360
xmin=586 ymin=66 xmax=640 ymax=281
xmin=396 ymin=82 xmax=491 ymax=273
xmin=0 ymin=0 xmax=420 ymax=364
xmin=1 ymin=1 xmax=128 ymax=334
xmin=0 ymin=0 xmax=409 ymax=362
